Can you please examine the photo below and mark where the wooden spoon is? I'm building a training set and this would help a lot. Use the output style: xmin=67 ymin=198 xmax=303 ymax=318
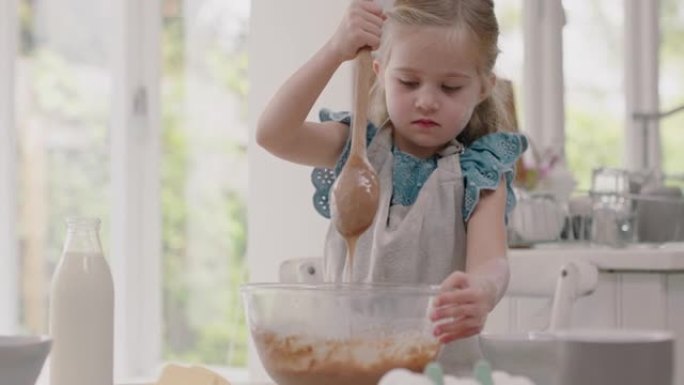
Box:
xmin=331 ymin=49 xmax=381 ymax=279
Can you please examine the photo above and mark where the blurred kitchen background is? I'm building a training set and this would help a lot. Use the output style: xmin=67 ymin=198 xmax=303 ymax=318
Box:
xmin=0 ymin=0 xmax=683 ymax=382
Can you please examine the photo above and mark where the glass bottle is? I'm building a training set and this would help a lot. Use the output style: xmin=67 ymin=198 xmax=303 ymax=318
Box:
xmin=49 ymin=217 xmax=114 ymax=385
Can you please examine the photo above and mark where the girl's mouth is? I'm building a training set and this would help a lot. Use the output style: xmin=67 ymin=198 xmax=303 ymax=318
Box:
xmin=412 ymin=119 xmax=439 ymax=129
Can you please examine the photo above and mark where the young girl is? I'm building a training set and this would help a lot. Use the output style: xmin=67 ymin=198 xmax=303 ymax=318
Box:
xmin=256 ymin=0 xmax=527 ymax=375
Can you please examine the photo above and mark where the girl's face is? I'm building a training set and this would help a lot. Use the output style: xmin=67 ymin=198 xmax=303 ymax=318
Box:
xmin=375 ymin=24 xmax=493 ymax=158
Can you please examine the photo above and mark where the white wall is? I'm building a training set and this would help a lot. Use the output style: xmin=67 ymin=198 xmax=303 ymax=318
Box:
xmin=247 ymin=0 xmax=352 ymax=380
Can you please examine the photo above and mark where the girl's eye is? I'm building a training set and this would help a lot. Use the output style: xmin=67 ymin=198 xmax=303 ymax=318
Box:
xmin=399 ymin=79 xmax=419 ymax=88
xmin=442 ymin=85 xmax=462 ymax=93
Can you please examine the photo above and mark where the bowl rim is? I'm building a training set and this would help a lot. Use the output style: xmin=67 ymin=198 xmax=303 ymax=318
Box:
xmin=0 ymin=335 xmax=52 ymax=347
xmin=240 ymin=282 xmax=441 ymax=296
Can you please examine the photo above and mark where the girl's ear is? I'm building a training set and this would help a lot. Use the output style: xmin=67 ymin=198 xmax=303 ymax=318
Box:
xmin=479 ymin=73 xmax=496 ymax=103
xmin=373 ymin=60 xmax=383 ymax=84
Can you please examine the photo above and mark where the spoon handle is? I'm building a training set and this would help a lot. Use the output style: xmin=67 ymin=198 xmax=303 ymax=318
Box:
xmin=350 ymin=49 xmax=373 ymax=157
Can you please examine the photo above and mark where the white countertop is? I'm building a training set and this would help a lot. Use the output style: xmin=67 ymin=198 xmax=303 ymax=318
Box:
xmin=509 ymin=242 xmax=684 ymax=272
xmin=43 ymin=379 xmax=273 ymax=385
xmin=38 ymin=368 xmax=272 ymax=385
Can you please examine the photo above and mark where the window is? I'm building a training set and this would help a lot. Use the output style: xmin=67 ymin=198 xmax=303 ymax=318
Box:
xmin=2 ymin=0 xmax=250 ymax=381
xmin=660 ymin=0 xmax=684 ymax=187
xmin=563 ymin=0 xmax=625 ymax=189
xmin=495 ymin=0 xmax=524 ymax=127
xmin=160 ymin=0 xmax=249 ymax=369
xmin=16 ymin=0 xmax=114 ymax=336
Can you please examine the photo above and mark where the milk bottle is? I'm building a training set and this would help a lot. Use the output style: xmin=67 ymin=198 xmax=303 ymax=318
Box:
xmin=49 ymin=217 xmax=114 ymax=385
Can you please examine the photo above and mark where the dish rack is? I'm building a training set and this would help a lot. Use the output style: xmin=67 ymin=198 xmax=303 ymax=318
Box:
xmin=508 ymin=188 xmax=684 ymax=248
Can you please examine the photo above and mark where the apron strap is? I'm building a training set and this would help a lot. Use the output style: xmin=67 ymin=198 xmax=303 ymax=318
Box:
xmin=437 ymin=139 xmax=464 ymax=183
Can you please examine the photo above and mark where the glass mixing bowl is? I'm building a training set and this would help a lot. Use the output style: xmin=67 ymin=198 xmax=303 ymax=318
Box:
xmin=241 ymin=283 xmax=442 ymax=385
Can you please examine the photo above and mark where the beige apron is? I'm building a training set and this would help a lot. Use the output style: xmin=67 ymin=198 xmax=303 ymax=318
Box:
xmin=324 ymin=123 xmax=482 ymax=375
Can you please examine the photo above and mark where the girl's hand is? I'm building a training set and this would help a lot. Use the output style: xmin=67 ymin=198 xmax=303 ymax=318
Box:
xmin=327 ymin=0 xmax=386 ymax=63
xmin=430 ymin=271 xmax=496 ymax=344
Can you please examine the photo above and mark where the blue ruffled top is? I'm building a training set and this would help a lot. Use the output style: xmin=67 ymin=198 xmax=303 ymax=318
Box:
xmin=311 ymin=109 xmax=528 ymax=221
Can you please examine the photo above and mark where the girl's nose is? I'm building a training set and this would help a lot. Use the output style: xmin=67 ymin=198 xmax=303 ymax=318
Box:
xmin=415 ymin=90 xmax=438 ymax=112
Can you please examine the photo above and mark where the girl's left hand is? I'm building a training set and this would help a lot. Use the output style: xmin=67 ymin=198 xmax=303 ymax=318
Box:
xmin=430 ymin=271 xmax=493 ymax=344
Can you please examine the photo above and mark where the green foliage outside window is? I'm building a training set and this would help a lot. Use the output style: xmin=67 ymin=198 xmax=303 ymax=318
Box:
xmin=160 ymin=2 xmax=249 ymax=366
xmin=660 ymin=0 xmax=684 ymax=188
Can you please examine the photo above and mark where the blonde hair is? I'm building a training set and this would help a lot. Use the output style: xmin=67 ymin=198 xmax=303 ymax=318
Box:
xmin=369 ymin=0 xmax=509 ymax=146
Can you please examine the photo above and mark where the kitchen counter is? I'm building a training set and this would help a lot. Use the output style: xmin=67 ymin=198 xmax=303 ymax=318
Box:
xmin=509 ymin=242 xmax=684 ymax=272
xmin=491 ymin=241 xmax=684 ymax=384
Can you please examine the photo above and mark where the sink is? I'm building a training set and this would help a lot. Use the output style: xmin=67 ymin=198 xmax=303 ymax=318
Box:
xmin=480 ymin=329 xmax=674 ymax=385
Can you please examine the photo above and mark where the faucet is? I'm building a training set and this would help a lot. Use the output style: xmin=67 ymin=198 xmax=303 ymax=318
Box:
xmin=633 ymin=104 xmax=684 ymax=175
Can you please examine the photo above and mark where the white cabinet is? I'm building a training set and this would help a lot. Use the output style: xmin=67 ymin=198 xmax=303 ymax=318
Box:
xmin=486 ymin=244 xmax=684 ymax=385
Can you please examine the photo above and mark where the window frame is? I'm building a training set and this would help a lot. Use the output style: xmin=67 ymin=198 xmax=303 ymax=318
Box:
xmin=523 ymin=0 xmax=567 ymax=160
xmin=0 ymin=0 xmax=19 ymax=334
xmin=624 ymin=0 xmax=661 ymax=172
xmin=110 ymin=0 xmax=162 ymax=378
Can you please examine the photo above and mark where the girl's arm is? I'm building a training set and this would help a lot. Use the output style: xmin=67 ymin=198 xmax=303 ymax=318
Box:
xmin=463 ymin=179 xmax=509 ymax=309
xmin=256 ymin=0 xmax=385 ymax=168
xmin=431 ymin=180 xmax=509 ymax=343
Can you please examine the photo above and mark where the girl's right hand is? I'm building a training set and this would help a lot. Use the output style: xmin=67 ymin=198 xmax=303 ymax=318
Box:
xmin=327 ymin=0 xmax=386 ymax=63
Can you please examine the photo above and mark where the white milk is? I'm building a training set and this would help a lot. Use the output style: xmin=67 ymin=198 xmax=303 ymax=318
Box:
xmin=49 ymin=218 xmax=114 ymax=385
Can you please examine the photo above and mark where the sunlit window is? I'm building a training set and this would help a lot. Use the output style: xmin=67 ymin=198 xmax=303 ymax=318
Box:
xmin=160 ymin=0 xmax=249 ymax=368
xmin=495 ymin=0 xmax=524 ymax=123
xmin=14 ymin=0 xmax=250 ymax=374
xmin=16 ymin=0 xmax=113 ymax=335
xmin=660 ymin=0 xmax=684 ymax=188
xmin=563 ymin=0 xmax=625 ymax=189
